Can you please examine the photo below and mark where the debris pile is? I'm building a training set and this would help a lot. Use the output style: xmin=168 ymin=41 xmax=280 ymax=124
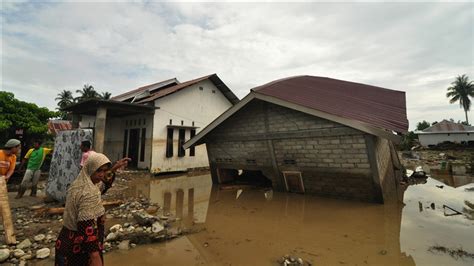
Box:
xmin=278 ymin=254 xmax=311 ymax=266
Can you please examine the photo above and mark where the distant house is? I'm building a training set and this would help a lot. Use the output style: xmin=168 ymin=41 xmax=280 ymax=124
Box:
xmin=185 ymin=76 xmax=408 ymax=203
xmin=416 ymin=120 xmax=474 ymax=147
xmin=63 ymin=74 xmax=238 ymax=173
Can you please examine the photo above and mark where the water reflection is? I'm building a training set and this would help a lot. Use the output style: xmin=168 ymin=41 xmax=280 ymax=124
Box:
xmin=128 ymin=174 xmax=212 ymax=224
xmin=110 ymin=173 xmax=473 ymax=266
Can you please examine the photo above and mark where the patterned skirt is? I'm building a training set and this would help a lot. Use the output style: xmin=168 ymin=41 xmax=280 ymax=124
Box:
xmin=55 ymin=216 xmax=105 ymax=266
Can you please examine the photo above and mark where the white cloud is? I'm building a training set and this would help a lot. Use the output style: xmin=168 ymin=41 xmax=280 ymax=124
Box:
xmin=1 ymin=1 xmax=473 ymax=129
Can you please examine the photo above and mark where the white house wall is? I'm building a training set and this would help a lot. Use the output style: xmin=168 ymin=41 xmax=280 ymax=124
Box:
xmin=151 ymin=79 xmax=233 ymax=173
xmin=106 ymin=115 xmax=154 ymax=169
xmin=79 ymin=114 xmax=154 ymax=169
xmin=79 ymin=115 xmax=96 ymax=128
xmin=418 ymin=133 xmax=474 ymax=146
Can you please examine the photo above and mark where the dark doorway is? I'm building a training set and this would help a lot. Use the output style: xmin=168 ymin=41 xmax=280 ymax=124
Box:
xmin=128 ymin=128 xmax=140 ymax=167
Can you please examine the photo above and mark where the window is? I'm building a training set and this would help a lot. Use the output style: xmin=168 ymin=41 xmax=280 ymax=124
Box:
xmin=192 ymin=121 xmax=195 ymax=126
xmin=190 ymin=129 xmax=196 ymax=156
xmin=178 ymin=129 xmax=185 ymax=157
xmin=169 ymin=119 xmax=172 ymax=125
xmin=140 ymin=128 xmax=146 ymax=162
xmin=199 ymin=86 xmax=203 ymax=91
xmin=246 ymin=159 xmax=256 ymax=164
xmin=181 ymin=120 xmax=184 ymax=126
xmin=212 ymin=90 xmax=216 ymax=93
xmin=166 ymin=128 xmax=173 ymax=158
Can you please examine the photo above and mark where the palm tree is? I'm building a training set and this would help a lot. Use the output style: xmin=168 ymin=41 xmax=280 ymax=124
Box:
xmin=75 ymin=84 xmax=99 ymax=102
xmin=446 ymin=74 xmax=474 ymax=125
xmin=100 ymin=91 xmax=112 ymax=100
xmin=55 ymin=90 xmax=74 ymax=109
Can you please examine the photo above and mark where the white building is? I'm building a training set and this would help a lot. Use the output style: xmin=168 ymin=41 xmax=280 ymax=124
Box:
xmin=416 ymin=120 xmax=474 ymax=147
xmin=64 ymin=74 xmax=238 ymax=173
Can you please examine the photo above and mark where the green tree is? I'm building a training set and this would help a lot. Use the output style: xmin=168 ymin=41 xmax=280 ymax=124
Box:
xmin=55 ymin=89 xmax=75 ymax=120
xmin=416 ymin=120 xmax=431 ymax=131
xmin=100 ymin=91 xmax=112 ymax=100
xmin=75 ymin=84 xmax=99 ymax=102
xmin=399 ymin=131 xmax=417 ymax=151
xmin=446 ymin=74 xmax=474 ymax=124
xmin=0 ymin=91 xmax=58 ymax=142
xmin=55 ymin=89 xmax=74 ymax=109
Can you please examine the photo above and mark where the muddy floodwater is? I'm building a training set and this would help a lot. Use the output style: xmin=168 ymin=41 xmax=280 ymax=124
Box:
xmin=100 ymin=173 xmax=474 ymax=266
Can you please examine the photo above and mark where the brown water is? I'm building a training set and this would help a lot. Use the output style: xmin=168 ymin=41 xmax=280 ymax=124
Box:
xmin=103 ymin=173 xmax=474 ymax=266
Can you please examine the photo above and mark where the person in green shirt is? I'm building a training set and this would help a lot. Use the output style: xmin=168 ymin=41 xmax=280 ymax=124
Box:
xmin=16 ymin=139 xmax=52 ymax=198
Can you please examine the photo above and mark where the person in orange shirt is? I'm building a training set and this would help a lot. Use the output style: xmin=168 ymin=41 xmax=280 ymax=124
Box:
xmin=0 ymin=139 xmax=21 ymax=182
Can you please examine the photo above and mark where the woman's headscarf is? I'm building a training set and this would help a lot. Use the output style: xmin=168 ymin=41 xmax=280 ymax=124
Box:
xmin=63 ymin=153 xmax=111 ymax=230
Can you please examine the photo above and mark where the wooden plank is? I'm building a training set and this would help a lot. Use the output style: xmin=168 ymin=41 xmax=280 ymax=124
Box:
xmin=33 ymin=199 xmax=124 ymax=216
xmin=0 ymin=175 xmax=16 ymax=244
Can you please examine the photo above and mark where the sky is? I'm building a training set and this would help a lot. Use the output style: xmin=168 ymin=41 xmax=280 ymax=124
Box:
xmin=1 ymin=1 xmax=473 ymax=130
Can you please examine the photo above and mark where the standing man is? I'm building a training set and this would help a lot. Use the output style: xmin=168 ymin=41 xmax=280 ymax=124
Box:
xmin=16 ymin=139 xmax=52 ymax=198
xmin=80 ymin=140 xmax=95 ymax=168
xmin=0 ymin=139 xmax=21 ymax=182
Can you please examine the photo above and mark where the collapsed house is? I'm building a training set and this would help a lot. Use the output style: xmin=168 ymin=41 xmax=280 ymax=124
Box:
xmin=184 ymin=76 xmax=409 ymax=203
xmin=63 ymin=74 xmax=238 ymax=173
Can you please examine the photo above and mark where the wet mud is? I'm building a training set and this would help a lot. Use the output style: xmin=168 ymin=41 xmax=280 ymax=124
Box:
xmin=103 ymin=172 xmax=473 ymax=266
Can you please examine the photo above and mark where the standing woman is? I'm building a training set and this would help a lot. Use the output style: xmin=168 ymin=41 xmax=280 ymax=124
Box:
xmin=55 ymin=153 xmax=129 ymax=266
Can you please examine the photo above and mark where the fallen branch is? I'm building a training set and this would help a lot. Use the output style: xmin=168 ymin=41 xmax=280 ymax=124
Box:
xmin=33 ymin=200 xmax=123 ymax=217
xmin=443 ymin=205 xmax=463 ymax=216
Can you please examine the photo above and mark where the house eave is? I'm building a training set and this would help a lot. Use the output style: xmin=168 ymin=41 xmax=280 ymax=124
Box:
xmin=184 ymin=91 xmax=401 ymax=149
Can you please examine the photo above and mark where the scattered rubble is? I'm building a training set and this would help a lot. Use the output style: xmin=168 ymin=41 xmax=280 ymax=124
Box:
xmin=36 ymin=247 xmax=51 ymax=259
xmin=1 ymin=184 xmax=195 ymax=264
xmin=0 ymin=249 xmax=10 ymax=263
xmin=278 ymin=254 xmax=311 ymax=266
xmin=428 ymin=245 xmax=474 ymax=260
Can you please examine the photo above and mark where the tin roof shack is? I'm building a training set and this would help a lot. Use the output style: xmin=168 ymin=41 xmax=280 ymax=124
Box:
xmin=416 ymin=120 xmax=474 ymax=147
xmin=185 ymin=76 xmax=409 ymax=203
xmin=63 ymin=74 xmax=238 ymax=173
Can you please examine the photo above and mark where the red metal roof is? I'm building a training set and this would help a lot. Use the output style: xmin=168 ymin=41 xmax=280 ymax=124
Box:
xmin=47 ymin=120 xmax=72 ymax=135
xmin=252 ymin=76 xmax=408 ymax=133
xmin=422 ymin=120 xmax=474 ymax=133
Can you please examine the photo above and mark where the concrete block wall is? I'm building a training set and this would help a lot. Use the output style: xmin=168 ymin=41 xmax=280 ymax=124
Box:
xmin=206 ymin=99 xmax=385 ymax=202
xmin=374 ymin=136 xmax=398 ymax=203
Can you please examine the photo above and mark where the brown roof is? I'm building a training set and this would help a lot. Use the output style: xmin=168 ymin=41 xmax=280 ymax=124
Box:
xmin=111 ymin=78 xmax=178 ymax=101
xmin=421 ymin=120 xmax=474 ymax=133
xmin=252 ymin=76 xmax=408 ymax=133
xmin=136 ymin=74 xmax=239 ymax=104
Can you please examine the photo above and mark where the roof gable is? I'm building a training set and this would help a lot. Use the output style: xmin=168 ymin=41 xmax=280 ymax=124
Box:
xmin=112 ymin=74 xmax=238 ymax=105
xmin=111 ymin=78 xmax=179 ymax=102
xmin=185 ymin=76 xmax=408 ymax=149
xmin=136 ymin=74 xmax=239 ymax=104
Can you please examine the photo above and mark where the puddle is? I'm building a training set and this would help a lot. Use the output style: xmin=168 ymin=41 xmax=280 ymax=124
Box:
xmin=103 ymin=173 xmax=473 ymax=265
